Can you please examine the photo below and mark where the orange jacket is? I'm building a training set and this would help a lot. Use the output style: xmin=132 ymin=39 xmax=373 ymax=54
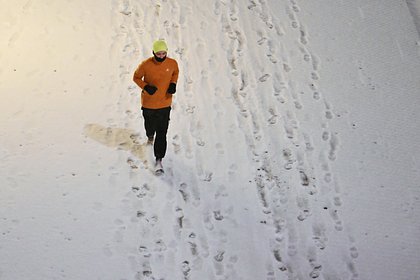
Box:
xmin=133 ymin=57 xmax=179 ymax=109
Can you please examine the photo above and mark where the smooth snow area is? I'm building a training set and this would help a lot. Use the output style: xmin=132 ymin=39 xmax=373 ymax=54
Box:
xmin=1 ymin=1 xmax=420 ymax=280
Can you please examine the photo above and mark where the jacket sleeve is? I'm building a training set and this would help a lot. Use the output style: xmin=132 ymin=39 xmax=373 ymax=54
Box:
xmin=171 ymin=61 xmax=179 ymax=84
xmin=133 ymin=62 xmax=147 ymax=89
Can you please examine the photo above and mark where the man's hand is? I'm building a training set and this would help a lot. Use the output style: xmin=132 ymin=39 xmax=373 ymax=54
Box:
xmin=167 ymin=83 xmax=176 ymax=94
xmin=144 ymin=85 xmax=157 ymax=95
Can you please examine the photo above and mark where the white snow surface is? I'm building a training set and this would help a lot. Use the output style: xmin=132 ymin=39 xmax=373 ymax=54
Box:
xmin=1 ymin=1 xmax=420 ymax=280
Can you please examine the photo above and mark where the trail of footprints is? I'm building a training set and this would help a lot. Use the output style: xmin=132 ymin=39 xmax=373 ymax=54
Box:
xmin=218 ymin=0 xmax=359 ymax=278
xmin=287 ymin=1 xmax=358 ymax=278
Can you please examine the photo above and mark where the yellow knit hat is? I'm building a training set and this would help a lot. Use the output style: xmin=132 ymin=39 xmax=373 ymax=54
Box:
xmin=152 ymin=40 xmax=168 ymax=53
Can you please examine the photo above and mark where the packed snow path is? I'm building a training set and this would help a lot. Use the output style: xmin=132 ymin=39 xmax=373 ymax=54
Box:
xmin=92 ymin=1 xmax=360 ymax=279
xmin=1 ymin=0 xmax=420 ymax=280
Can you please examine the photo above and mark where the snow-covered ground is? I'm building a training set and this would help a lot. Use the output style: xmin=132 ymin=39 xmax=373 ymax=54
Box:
xmin=1 ymin=1 xmax=420 ymax=279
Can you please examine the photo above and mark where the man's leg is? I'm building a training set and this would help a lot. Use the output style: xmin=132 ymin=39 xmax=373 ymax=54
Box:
xmin=142 ymin=108 xmax=156 ymax=140
xmin=154 ymin=107 xmax=171 ymax=160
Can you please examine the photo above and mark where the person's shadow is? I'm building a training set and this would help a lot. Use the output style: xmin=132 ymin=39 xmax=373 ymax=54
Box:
xmin=83 ymin=124 xmax=147 ymax=163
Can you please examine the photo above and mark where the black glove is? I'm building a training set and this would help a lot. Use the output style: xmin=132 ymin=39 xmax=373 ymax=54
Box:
xmin=167 ymin=83 xmax=176 ymax=94
xmin=144 ymin=84 xmax=157 ymax=95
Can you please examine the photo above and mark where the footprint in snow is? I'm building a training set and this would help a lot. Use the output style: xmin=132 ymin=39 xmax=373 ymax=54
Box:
xmin=334 ymin=196 xmax=343 ymax=207
xmin=329 ymin=209 xmax=344 ymax=231
xmin=267 ymin=107 xmax=278 ymax=125
xmin=178 ymin=182 xmax=189 ymax=203
xmin=296 ymin=195 xmax=311 ymax=221
xmin=267 ymin=47 xmax=280 ymax=64
xmin=135 ymin=261 xmax=154 ymax=280
xmin=283 ymin=63 xmax=292 ymax=72
xmin=214 ymin=254 xmax=237 ymax=278
xmin=181 ymin=260 xmax=191 ymax=278
xmin=324 ymin=172 xmax=332 ymax=183
xmin=172 ymin=134 xmax=181 ymax=154
xmin=322 ymin=131 xmax=330 ymax=141
xmin=312 ymin=222 xmax=328 ymax=250
xmin=203 ymin=210 xmax=215 ymax=231
xmin=303 ymin=133 xmax=315 ymax=151
xmin=138 ymin=245 xmax=151 ymax=258
xmin=175 ymin=207 xmax=184 ymax=229
xmin=328 ymin=133 xmax=339 ymax=161
xmin=299 ymin=170 xmax=310 ymax=186
xmin=154 ymin=239 xmax=167 ymax=253
xmin=325 ymin=110 xmax=334 ymax=120
xmin=188 ymin=232 xmax=199 ymax=256
xmin=350 ymin=245 xmax=359 ymax=259
xmin=282 ymin=148 xmax=294 ymax=170
xmin=213 ymin=250 xmax=226 ymax=276
xmin=348 ymin=235 xmax=359 ymax=259
xmin=132 ymin=184 xmax=152 ymax=199
xmin=228 ymin=164 xmax=238 ymax=178
xmin=311 ymin=72 xmax=320 ymax=80
xmin=299 ymin=25 xmax=309 ymax=45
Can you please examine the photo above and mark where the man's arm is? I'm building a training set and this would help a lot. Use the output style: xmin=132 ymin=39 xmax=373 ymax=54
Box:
xmin=133 ymin=63 xmax=147 ymax=89
xmin=170 ymin=61 xmax=179 ymax=84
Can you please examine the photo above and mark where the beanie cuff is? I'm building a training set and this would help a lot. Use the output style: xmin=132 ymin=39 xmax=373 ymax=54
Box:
xmin=153 ymin=40 xmax=168 ymax=53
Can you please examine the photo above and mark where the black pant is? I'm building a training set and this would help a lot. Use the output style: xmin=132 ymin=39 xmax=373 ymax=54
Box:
xmin=142 ymin=107 xmax=171 ymax=160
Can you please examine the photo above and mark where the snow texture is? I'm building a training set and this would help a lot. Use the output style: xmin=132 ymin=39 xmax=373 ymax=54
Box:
xmin=1 ymin=1 xmax=420 ymax=280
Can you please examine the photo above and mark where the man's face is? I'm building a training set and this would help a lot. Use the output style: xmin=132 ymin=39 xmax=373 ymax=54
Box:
xmin=155 ymin=51 xmax=167 ymax=58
